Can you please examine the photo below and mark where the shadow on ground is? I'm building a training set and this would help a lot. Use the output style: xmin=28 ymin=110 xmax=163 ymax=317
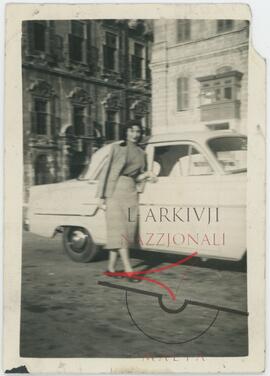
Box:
xmin=95 ymin=247 xmax=246 ymax=273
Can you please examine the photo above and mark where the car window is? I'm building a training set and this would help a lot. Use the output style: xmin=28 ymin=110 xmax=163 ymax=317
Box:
xmin=153 ymin=144 xmax=213 ymax=177
xmin=208 ymin=136 xmax=247 ymax=173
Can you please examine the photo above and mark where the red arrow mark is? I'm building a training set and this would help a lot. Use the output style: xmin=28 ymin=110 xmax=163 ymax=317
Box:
xmin=103 ymin=251 xmax=197 ymax=301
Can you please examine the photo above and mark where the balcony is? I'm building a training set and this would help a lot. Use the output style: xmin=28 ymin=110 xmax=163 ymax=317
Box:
xmin=197 ymin=70 xmax=243 ymax=122
xmin=200 ymin=100 xmax=241 ymax=122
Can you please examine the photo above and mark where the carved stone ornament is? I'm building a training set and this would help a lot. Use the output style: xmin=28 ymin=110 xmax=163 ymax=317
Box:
xmin=143 ymin=20 xmax=153 ymax=37
xmin=128 ymin=19 xmax=139 ymax=29
xmin=127 ymin=20 xmax=153 ymax=37
xmin=102 ymin=92 xmax=123 ymax=110
xmin=130 ymin=99 xmax=149 ymax=116
xmin=67 ymin=87 xmax=92 ymax=105
xmin=29 ymin=80 xmax=56 ymax=98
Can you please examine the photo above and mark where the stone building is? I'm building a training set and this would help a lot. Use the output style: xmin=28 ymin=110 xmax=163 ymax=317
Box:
xmin=151 ymin=20 xmax=249 ymax=135
xmin=22 ymin=19 xmax=152 ymax=201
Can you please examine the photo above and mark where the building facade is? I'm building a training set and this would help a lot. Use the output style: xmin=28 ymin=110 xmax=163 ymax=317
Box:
xmin=151 ymin=20 xmax=249 ymax=135
xmin=22 ymin=19 xmax=152 ymax=201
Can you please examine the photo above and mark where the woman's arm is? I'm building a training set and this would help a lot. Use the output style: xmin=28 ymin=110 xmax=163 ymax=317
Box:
xmin=136 ymin=153 xmax=158 ymax=183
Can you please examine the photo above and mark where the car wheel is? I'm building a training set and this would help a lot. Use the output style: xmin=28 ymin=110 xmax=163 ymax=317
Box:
xmin=63 ymin=226 xmax=98 ymax=263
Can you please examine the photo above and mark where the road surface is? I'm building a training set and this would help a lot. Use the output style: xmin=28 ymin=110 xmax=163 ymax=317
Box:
xmin=20 ymin=231 xmax=248 ymax=358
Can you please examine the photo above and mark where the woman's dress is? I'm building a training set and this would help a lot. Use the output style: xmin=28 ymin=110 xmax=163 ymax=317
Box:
xmin=105 ymin=142 xmax=145 ymax=249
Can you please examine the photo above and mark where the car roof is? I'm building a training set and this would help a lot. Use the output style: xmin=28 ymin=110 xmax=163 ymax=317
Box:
xmin=144 ymin=130 xmax=246 ymax=144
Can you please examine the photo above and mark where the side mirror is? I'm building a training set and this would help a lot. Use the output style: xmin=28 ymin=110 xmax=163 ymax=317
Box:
xmin=153 ymin=161 xmax=161 ymax=176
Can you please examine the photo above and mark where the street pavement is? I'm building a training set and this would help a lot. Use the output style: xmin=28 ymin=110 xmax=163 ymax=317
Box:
xmin=20 ymin=231 xmax=248 ymax=358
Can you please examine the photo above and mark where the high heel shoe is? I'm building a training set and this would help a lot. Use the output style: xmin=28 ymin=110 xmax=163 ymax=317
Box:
xmin=126 ymin=275 xmax=142 ymax=283
xmin=127 ymin=278 xmax=141 ymax=283
xmin=123 ymin=271 xmax=142 ymax=283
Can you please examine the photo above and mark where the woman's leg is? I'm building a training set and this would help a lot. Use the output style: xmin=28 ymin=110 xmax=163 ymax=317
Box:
xmin=108 ymin=250 xmax=118 ymax=272
xmin=118 ymin=247 xmax=133 ymax=273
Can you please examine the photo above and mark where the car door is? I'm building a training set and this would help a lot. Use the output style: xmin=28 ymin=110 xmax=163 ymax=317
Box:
xmin=139 ymin=141 xmax=240 ymax=259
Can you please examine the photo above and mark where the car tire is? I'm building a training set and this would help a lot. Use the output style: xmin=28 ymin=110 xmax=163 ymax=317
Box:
xmin=63 ymin=226 xmax=98 ymax=263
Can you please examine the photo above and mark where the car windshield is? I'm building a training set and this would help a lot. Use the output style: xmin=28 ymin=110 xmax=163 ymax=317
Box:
xmin=208 ymin=136 xmax=247 ymax=173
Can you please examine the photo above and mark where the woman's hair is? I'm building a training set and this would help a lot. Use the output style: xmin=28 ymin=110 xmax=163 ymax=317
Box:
xmin=121 ymin=120 xmax=144 ymax=143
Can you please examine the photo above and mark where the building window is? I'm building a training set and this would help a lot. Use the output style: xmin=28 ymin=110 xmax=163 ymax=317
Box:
xmin=69 ymin=21 xmax=85 ymax=62
xmin=177 ymin=20 xmax=191 ymax=43
xmin=29 ymin=81 xmax=56 ymax=137
xmin=199 ymin=77 xmax=240 ymax=106
xmin=33 ymin=22 xmax=46 ymax=51
xmin=197 ymin=70 xmax=243 ymax=122
xmin=105 ymin=111 xmax=117 ymax=140
xmin=177 ymin=77 xmax=189 ymax=111
xmin=132 ymin=43 xmax=144 ymax=80
xmin=217 ymin=20 xmax=234 ymax=33
xmin=33 ymin=98 xmax=48 ymax=135
xmin=73 ymin=105 xmax=85 ymax=136
xmin=103 ymin=32 xmax=117 ymax=71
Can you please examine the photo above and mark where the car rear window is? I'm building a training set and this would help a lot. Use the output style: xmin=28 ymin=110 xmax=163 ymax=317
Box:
xmin=208 ymin=136 xmax=247 ymax=173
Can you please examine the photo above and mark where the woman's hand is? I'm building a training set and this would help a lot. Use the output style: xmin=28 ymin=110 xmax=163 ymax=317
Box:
xmin=145 ymin=171 xmax=158 ymax=183
xmin=98 ymin=198 xmax=106 ymax=210
xmin=136 ymin=171 xmax=158 ymax=183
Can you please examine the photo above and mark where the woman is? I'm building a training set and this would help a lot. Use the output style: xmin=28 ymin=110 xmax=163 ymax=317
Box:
xmin=96 ymin=120 xmax=156 ymax=281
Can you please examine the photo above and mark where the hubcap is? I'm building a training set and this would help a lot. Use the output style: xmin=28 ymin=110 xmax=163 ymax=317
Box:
xmin=68 ymin=229 xmax=88 ymax=253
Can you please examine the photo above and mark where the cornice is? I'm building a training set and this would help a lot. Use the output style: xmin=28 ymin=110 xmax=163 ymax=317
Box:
xmin=22 ymin=63 xmax=151 ymax=95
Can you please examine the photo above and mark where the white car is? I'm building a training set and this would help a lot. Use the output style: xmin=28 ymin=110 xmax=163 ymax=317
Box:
xmin=28 ymin=130 xmax=247 ymax=263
